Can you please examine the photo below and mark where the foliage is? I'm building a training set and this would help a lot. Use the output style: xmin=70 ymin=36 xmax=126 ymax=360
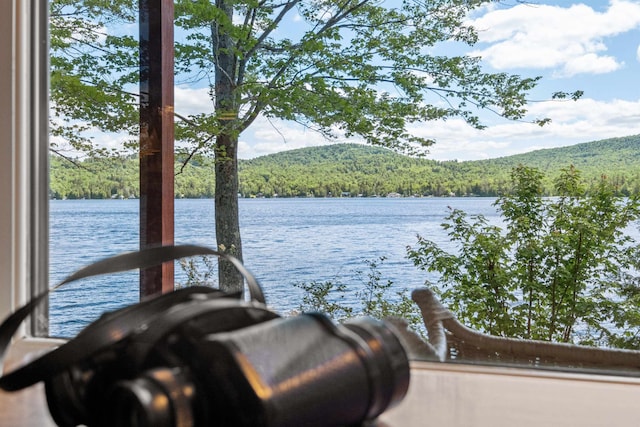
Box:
xmin=239 ymin=135 xmax=640 ymax=198
xmin=293 ymin=257 xmax=423 ymax=333
xmin=50 ymin=0 xmax=139 ymax=158
xmin=177 ymin=255 xmax=218 ymax=289
xmin=51 ymin=135 xmax=640 ymax=200
xmin=49 ymin=1 xmax=559 ymax=156
xmin=407 ymin=165 xmax=640 ymax=348
xmin=292 ymin=280 xmax=354 ymax=321
xmin=176 ymin=253 xmax=422 ymax=332
xmin=50 ymin=155 xmax=139 ymax=199
xmin=50 ymin=0 xmax=565 ymax=291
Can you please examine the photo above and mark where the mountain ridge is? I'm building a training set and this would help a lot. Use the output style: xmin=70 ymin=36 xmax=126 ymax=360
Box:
xmin=50 ymin=134 xmax=640 ymax=199
xmin=236 ymin=134 xmax=640 ymax=197
xmin=242 ymin=134 xmax=640 ymax=169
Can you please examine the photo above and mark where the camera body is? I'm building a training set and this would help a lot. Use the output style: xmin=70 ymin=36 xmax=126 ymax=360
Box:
xmin=44 ymin=286 xmax=410 ymax=427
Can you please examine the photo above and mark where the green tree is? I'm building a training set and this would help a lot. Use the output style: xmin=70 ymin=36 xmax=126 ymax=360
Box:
xmin=50 ymin=1 xmax=573 ymax=292
xmin=50 ymin=1 xmax=139 ymax=158
xmin=51 ymin=141 xmax=640 ymax=202
xmin=407 ymin=165 xmax=640 ymax=348
xmin=293 ymin=256 xmax=422 ymax=332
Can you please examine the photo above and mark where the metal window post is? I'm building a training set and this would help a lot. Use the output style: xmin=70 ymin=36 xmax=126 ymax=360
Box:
xmin=139 ymin=0 xmax=175 ymax=297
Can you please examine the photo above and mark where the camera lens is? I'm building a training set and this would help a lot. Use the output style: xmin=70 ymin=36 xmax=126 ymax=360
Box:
xmin=343 ymin=317 xmax=411 ymax=419
xmin=107 ymin=368 xmax=195 ymax=427
xmin=194 ymin=313 xmax=410 ymax=427
xmin=45 ymin=368 xmax=93 ymax=427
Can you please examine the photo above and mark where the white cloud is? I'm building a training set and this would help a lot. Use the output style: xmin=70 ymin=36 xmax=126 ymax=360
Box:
xmin=560 ymin=53 xmax=621 ymax=77
xmin=239 ymin=117 xmax=345 ymax=158
xmin=406 ymin=97 xmax=640 ymax=161
xmin=59 ymin=95 xmax=639 ymax=163
xmin=469 ymin=1 xmax=640 ymax=77
xmin=637 ymin=44 xmax=640 ymax=61
xmin=228 ymin=94 xmax=640 ymax=161
xmin=174 ymin=86 xmax=212 ymax=115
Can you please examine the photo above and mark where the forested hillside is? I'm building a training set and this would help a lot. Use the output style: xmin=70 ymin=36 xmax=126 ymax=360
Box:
xmin=49 ymin=134 xmax=640 ymax=199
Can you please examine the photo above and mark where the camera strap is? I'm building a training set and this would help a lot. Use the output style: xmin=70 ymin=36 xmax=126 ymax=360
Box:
xmin=0 ymin=244 xmax=265 ymax=392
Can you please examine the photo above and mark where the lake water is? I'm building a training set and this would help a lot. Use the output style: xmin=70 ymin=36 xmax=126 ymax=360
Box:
xmin=49 ymin=197 xmax=500 ymax=337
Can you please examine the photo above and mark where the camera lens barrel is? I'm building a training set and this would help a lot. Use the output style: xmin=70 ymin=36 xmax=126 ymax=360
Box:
xmin=193 ymin=313 xmax=410 ymax=427
xmin=343 ymin=316 xmax=412 ymax=420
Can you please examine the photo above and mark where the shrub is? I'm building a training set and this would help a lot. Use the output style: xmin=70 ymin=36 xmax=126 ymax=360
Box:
xmin=407 ymin=165 xmax=640 ymax=348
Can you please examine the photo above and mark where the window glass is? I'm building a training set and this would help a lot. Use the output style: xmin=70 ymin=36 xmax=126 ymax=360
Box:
xmin=48 ymin=1 xmax=141 ymax=336
xmin=46 ymin=1 xmax=640 ymax=377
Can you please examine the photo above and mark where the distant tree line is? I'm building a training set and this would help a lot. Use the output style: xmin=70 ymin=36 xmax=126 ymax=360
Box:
xmin=50 ymin=155 xmax=217 ymax=200
xmin=50 ymin=137 xmax=640 ymax=200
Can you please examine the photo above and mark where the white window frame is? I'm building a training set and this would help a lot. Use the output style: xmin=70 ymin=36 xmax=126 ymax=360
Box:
xmin=0 ymin=0 xmax=49 ymax=340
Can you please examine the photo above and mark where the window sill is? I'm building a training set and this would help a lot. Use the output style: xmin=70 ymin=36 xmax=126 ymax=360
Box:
xmin=381 ymin=360 xmax=640 ymax=426
xmin=2 ymin=340 xmax=640 ymax=427
xmin=1 ymin=338 xmax=63 ymax=427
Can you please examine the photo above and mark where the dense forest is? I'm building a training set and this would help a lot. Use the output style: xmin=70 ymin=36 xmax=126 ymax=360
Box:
xmin=49 ymin=134 xmax=640 ymax=199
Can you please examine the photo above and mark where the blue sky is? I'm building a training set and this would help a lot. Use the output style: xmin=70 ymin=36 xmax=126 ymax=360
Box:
xmin=172 ymin=1 xmax=640 ymax=161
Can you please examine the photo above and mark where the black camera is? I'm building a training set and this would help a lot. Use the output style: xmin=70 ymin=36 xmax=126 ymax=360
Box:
xmin=0 ymin=245 xmax=410 ymax=427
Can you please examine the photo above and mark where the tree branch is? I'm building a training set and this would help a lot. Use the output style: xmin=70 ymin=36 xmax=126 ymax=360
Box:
xmin=49 ymin=148 xmax=92 ymax=170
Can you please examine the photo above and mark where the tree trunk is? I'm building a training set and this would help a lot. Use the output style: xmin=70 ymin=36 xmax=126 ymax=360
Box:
xmin=215 ymin=133 xmax=243 ymax=293
xmin=214 ymin=1 xmax=243 ymax=293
